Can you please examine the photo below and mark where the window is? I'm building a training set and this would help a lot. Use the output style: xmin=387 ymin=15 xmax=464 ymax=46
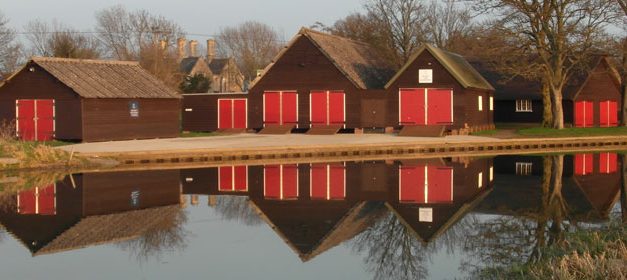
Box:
xmin=515 ymin=162 xmax=533 ymax=176
xmin=489 ymin=166 xmax=494 ymax=182
xmin=489 ymin=96 xmax=494 ymax=111
xmin=516 ymin=100 xmax=533 ymax=112
xmin=478 ymin=96 xmax=483 ymax=111
xmin=478 ymin=172 xmax=483 ymax=188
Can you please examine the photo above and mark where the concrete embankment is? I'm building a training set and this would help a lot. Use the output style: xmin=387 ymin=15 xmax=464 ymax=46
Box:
xmin=57 ymin=134 xmax=627 ymax=170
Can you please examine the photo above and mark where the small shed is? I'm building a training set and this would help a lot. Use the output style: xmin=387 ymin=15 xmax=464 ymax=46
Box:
xmin=481 ymin=56 xmax=622 ymax=127
xmin=181 ymin=92 xmax=248 ymax=132
xmin=248 ymin=28 xmax=395 ymax=134
xmin=385 ymin=44 xmax=495 ymax=135
xmin=0 ymin=57 xmax=181 ymax=142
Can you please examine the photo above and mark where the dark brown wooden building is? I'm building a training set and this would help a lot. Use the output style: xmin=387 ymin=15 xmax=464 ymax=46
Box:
xmin=0 ymin=57 xmax=181 ymax=142
xmin=385 ymin=44 xmax=495 ymax=135
xmin=248 ymin=28 xmax=396 ymax=134
xmin=481 ymin=56 xmax=622 ymax=127
xmin=181 ymin=92 xmax=248 ymax=132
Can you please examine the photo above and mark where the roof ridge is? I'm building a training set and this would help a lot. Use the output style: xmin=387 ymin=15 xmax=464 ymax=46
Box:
xmin=32 ymin=56 xmax=140 ymax=66
xmin=300 ymin=27 xmax=372 ymax=47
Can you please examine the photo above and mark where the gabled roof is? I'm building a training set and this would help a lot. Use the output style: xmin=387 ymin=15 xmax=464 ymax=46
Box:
xmin=3 ymin=57 xmax=180 ymax=99
xmin=386 ymin=44 xmax=495 ymax=91
xmin=563 ymin=56 xmax=622 ymax=100
xmin=471 ymin=61 xmax=542 ymax=100
xmin=208 ymin=58 xmax=232 ymax=75
xmin=251 ymin=28 xmax=396 ymax=90
xmin=180 ymin=57 xmax=204 ymax=74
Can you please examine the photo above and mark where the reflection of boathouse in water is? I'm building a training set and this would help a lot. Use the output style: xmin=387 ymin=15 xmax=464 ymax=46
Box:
xmin=482 ymin=154 xmax=622 ymax=220
xmin=0 ymin=170 xmax=182 ymax=256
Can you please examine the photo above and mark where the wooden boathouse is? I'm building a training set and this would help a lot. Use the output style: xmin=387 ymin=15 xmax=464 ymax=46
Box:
xmin=247 ymin=28 xmax=396 ymax=134
xmin=0 ymin=57 xmax=181 ymax=142
xmin=181 ymin=92 xmax=248 ymax=132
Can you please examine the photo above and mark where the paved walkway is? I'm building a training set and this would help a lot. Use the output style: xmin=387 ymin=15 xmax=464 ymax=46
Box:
xmin=58 ymin=133 xmax=501 ymax=154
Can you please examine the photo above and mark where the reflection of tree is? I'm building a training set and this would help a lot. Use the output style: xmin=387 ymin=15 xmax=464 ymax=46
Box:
xmin=213 ymin=196 xmax=262 ymax=226
xmin=351 ymin=212 xmax=430 ymax=280
xmin=117 ymin=207 xmax=188 ymax=262
xmin=462 ymin=156 xmax=570 ymax=276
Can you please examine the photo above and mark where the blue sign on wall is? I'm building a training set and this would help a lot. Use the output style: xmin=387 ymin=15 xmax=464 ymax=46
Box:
xmin=129 ymin=101 xmax=139 ymax=117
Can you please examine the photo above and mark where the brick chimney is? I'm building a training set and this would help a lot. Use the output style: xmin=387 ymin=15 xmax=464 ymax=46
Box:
xmin=177 ymin=38 xmax=187 ymax=59
xmin=189 ymin=40 xmax=198 ymax=57
xmin=207 ymin=39 xmax=216 ymax=61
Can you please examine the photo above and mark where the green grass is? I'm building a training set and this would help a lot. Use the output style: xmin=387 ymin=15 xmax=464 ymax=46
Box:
xmin=472 ymin=129 xmax=499 ymax=136
xmin=517 ymin=126 xmax=627 ymax=137
xmin=180 ymin=131 xmax=220 ymax=138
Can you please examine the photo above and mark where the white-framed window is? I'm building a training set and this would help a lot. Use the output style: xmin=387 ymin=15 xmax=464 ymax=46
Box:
xmin=489 ymin=96 xmax=494 ymax=111
xmin=515 ymin=100 xmax=533 ymax=112
xmin=478 ymin=172 xmax=483 ymax=188
xmin=515 ymin=162 xmax=533 ymax=176
xmin=478 ymin=96 xmax=483 ymax=111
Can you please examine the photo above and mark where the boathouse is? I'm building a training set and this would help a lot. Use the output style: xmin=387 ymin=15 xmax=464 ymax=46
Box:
xmin=181 ymin=92 xmax=248 ymax=132
xmin=385 ymin=44 xmax=495 ymax=135
xmin=0 ymin=57 xmax=181 ymax=142
xmin=248 ymin=28 xmax=396 ymax=134
xmin=485 ymin=56 xmax=622 ymax=127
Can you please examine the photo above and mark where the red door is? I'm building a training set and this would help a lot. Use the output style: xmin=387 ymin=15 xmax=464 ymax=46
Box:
xmin=426 ymin=89 xmax=453 ymax=125
xmin=218 ymin=99 xmax=247 ymax=129
xmin=574 ymin=101 xmax=594 ymax=127
xmin=599 ymin=153 xmax=618 ymax=174
xmin=264 ymin=164 xmax=298 ymax=200
xmin=310 ymin=163 xmax=346 ymax=200
xmin=399 ymin=88 xmax=425 ymax=125
xmin=263 ymin=91 xmax=297 ymax=126
xmin=600 ymin=101 xmax=618 ymax=127
xmin=16 ymin=99 xmax=54 ymax=141
xmin=399 ymin=165 xmax=453 ymax=204
xmin=310 ymin=91 xmax=345 ymax=127
xmin=17 ymin=185 xmax=56 ymax=215
xmin=218 ymin=166 xmax=248 ymax=192
xmin=574 ymin=154 xmax=593 ymax=175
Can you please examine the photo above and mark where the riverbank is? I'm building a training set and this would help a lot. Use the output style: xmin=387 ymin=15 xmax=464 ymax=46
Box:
xmin=483 ymin=221 xmax=626 ymax=279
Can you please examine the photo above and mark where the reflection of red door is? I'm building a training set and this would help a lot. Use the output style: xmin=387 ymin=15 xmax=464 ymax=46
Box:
xmin=574 ymin=154 xmax=593 ymax=175
xmin=218 ymin=166 xmax=248 ymax=192
xmin=399 ymin=88 xmax=453 ymax=125
xmin=399 ymin=165 xmax=453 ymax=204
xmin=218 ymin=99 xmax=247 ymax=129
xmin=263 ymin=91 xmax=297 ymax=126
xmin=574 ymin=101 xmax=593 ymax=127
xmin=599 ymin=101 xmax=618 ymax=127
xmin=310 ymin=91 xmax=345 ymax=127
xmin=599 ymin=153 xmax=618 ymax=174
xmin=264 ymin=165 xmax=298 ymax=200
xmin=16 ymin=99 xmax=55 ymax=141
xmin=310 ymin=164 xmax=346 ymax=200
xmin=17 ymin=185 xmax=56 ymax=215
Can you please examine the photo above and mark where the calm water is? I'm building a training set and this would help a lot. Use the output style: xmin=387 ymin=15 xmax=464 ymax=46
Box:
xmin=0 ymin=153 xmax=623 ymax=280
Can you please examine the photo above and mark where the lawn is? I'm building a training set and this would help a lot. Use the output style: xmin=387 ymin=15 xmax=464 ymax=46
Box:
xmin=517 ymin=126 xmax=627 ymax=137
xmin=180 ymin=131 xmax=220 ymax=138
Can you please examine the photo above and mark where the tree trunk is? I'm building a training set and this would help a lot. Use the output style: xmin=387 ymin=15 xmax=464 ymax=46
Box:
xmin=622 ymin=37 xmax=627 ymax=126
xmin=622 ymin=154 xmax=627 ymax=224
xmin=542 ymin=80 xmax=553 ymax=127
xmin=550 ymin=85 xmax=565 ymax=129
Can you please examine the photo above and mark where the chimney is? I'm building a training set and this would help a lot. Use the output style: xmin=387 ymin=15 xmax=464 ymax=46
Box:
xmin=159 ymin=39 xmax=167 ymax=50
xmin=206 ymin=39 xmax=216 ymax=61
xmin=189 ymin=40 xmax=198 ymax=57
xmin=177 ymin=38 xmax=187 ymax=59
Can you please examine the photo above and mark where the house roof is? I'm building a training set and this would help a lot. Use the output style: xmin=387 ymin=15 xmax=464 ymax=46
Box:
xmin=5 ymin=57 xmax=181 ymax=99
xmin=180 ymin=57 xmax=203 ymax=74
xmin=251 ymin=28 xmax=396 ymax=90
xmin=208 ymin=58 xmax=231 ymax=75
xmin=386 ymin=44 xmax=494 ymax=91
xmin=33 ymin=205 xmax=182 ymax=256
xmin=563 ymin=56 xmax=622 ymax=100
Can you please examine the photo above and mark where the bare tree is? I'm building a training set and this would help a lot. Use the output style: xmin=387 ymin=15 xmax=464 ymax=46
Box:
xmin=364 ymin=0 xmax=427 ymax=66
xmin=614 ymin=1 xmax=627 ymax=125
xmin=474 ymin=0 xmax=618 ymax=129
xmin=425 ymin=0 xmax=473 ymax=49
xmin=0 ymin=12 xmax=22 ymax=78
xmin=217 ymin=21 xmax=282 ymax=81
xmin=24 ymin=20 xmax=101 ymax=59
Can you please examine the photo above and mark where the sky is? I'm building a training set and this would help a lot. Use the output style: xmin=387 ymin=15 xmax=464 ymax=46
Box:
xmin=0 ymin=0 xmax=365 ymax=42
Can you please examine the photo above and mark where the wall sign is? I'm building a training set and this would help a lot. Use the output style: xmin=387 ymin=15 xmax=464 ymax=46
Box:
xmin=418 ymin=69 xmax=433 ymax=83
xmin=129 ymin=101 xmax=139 ymax=117
xmin=130 ymin=190 xmax=140 ymax=207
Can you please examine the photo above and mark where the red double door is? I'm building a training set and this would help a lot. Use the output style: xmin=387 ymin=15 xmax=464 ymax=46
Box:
xmin=399 ymin=88 xmax=453 ymax=125
xmin=399 ymin=165 xmax=453 ymax=204
xmin=310 ymin=91 xmax=345 ymax=127
xmin=263 ymin=91 xmax=298 ymax=126
xmin=218 ymin=166 xmax=248 ymax=192
xmin=599 ymin=101 xmax=618 ymax=127
xmin=17 ymin=185 xmax=56 ymax=215
xmin=218 ymin=99 xmax=247 ymax=129
xmin=16 ymin=99 xmax=55 ymax=141
xmin=574 ymin=101 xmax=594 ymax=127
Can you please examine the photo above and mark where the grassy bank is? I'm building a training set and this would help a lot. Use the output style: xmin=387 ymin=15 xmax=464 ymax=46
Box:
xmin=0 ymin=139 xmax=84 ymax=170
xmin=472 ymin=124 xmax=627 ymax=138
xmin=484 ymin=222 xmax=626 ymax=279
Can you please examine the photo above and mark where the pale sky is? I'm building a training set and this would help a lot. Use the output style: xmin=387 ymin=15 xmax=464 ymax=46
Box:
xmin=0 ymin=0 xmax=365 ymax=41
